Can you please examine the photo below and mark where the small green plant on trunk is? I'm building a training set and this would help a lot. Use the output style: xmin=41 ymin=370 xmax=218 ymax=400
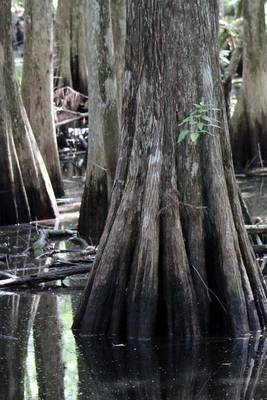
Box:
xmin=177 ymin=102 xmax=220 ymax=144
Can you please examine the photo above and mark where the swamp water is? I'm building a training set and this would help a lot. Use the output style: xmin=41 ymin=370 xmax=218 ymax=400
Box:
xmin=0 ymin=176 xmax=267 ymax=400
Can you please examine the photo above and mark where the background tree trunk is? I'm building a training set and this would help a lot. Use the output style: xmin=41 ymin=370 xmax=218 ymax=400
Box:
xmin=78 ymin=0 xmax=120 ymax=244
xmin=230 ymin=0 xmax=267 ymax=170
xmin=73 ymin=0 xmax=267 ymax=339
xmin=21 ymin=0 xmax=64 ymax=198
xmin=55 ymin=0 xmax=88 ymax=95
xmin=0 ymin=0 xmax=58 ymax=225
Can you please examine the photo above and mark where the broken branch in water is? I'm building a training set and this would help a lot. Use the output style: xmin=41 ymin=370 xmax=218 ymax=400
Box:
xmin=253 ymin=245 xmax=267 ymax=254
xmin=246 ymin=225 xmax=267 ymax=234
xmin=0 ymin=263 xmax=92 ymax=288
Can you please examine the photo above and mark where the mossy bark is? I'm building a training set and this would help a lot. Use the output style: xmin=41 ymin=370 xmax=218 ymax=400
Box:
xmin=0 ymin=0 xmax=58 ymax=225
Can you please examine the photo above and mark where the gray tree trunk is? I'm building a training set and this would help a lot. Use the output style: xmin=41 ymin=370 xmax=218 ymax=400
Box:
xmin=230 ymin=0 xmax=267 ymax=170
xmin=73 ymin=0 xmax=267 ymax=339
xmin=55 ymin=0 xmax=88 ymax=95
xmin=22 ymin=0 xmax=64 ymax=197
xmin=78 ymin=0 xmax=120 ymax=244
xmin=0 ymin=0 xmax=58 ymax=225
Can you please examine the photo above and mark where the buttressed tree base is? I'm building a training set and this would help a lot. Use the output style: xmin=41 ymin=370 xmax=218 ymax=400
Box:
xmin=73 ymin=1 xmax=267 ymax=339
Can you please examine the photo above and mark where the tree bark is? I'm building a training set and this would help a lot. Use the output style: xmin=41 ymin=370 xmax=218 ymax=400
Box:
xmin=0 ymin=0 xmax=58 ymax=225
xmin=78 ymin=0 xmax=120 ymax=244
xmin=22 ymin=0 xmax=64 ymax=197
xmin=55 ymin=0 xmax=88 ymax=95
xmin=73 ymin=1 xmax=267 ymax=339
xmin=230 ymin=0 xmax=267 ymax=170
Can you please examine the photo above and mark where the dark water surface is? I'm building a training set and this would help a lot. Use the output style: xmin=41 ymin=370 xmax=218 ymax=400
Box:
xmin=0 ymin=177 xmax=267 ymax=400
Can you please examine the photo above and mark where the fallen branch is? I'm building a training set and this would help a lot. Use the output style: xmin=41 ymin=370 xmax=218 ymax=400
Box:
xmin=245 ymin=168 xmax=267 ymax=177
xmin=54 ymin=86 xmax=88 ymax=99
xmin=0 ymin=264 xmax=92 ymax=288
xmin=246 ymin=225 xmax=267 ymax=234
xmin=55 ymin=113 xmax=88 ymax=127
xmin=253 ymin=245 xmax=267 ymax=254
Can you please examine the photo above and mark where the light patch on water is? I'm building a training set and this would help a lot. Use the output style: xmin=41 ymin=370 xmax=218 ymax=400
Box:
xmin=25 ymin=329 xmax=38 ymax=400
xmin=59 ymin=295 xmax=79 ymax=400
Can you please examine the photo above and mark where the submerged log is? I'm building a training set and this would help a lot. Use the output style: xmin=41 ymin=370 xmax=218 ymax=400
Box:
xmin=0 ymin=264 xmax=92 ymax=288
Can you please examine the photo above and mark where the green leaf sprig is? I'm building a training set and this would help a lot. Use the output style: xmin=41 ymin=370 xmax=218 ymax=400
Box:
xmin=177 ymin=102 xmax=220 ymax=144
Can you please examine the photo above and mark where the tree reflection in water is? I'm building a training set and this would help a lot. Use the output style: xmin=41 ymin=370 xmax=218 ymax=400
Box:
xmin=33 ymin=294 xmax=65 ymax=400
xmin=75 ymin=334 xmax=267 ymax=400
xmin=0 ymin=288 xmax=267 ymax=400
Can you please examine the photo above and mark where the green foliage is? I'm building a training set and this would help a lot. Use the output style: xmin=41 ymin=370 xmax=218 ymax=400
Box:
xmin=11 ymin=0 xmax=23 ymax=7
xmin=177 ymin=102 xmax=220 ymax=144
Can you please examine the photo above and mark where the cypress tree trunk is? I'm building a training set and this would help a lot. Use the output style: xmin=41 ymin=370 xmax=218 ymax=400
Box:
xmin=21 ymin=0 xmax=64 ymax=198
xmin=73 ymin=1 xmax=267 ymax=338
xmin=78 ymin=0 xmax=119 ymax=244
xmin=55 ymin=0 xmax=88 ymax=95
xmin=230 ymin=0 xmax=267 ymax=170
xmin=0 ymin=0 xmax=58 ymax=225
